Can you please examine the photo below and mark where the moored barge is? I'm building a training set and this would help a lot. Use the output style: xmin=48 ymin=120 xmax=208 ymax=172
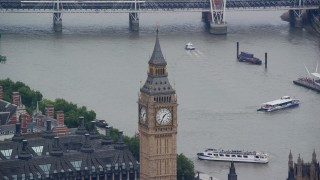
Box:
xmin=237 ymin=51 xmax=262 ymax=65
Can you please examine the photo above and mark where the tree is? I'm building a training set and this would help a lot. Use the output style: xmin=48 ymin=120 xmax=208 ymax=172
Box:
xmin=0 ymin=78 xmax=43 ymax=114
xmin=39 ymin=98 xmax=97 ymax=128
xmin=124 ymin=136 xmax=140 ymax=160
xmin=177 ymin=153 xmax=195 ymax=180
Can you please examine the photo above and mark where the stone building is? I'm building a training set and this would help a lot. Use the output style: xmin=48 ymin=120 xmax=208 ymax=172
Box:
xmin=0 ymin=118 xmax=139 ymax=179
xmin=138 ymin=30 xmax=178 ymax=180
xmin=287 ymin=150 xmax=320 ymax=180
xmin=0 ymin=87 xmax=69 ymax=139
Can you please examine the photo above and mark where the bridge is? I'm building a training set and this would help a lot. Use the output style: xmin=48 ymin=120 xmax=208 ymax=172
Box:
xmin=0 ymin=0 xmax=319 ymax=34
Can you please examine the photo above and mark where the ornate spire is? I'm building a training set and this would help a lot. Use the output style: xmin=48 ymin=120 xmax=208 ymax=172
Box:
xmin=228 ymin=161 xmax=237 ymax=180
xmin=288 ymin=150 xmax=293 ymax=168
xmin=148 ymin=29 xmax=166 ymax=66
xmin=312 ymin=149 xmax=317 ymax=163
xmin=140 ymin=29 xmax=175 ymax=95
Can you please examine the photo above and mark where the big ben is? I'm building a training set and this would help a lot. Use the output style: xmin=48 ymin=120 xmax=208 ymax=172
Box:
xmin=138 ymin=29 xmax=178 ymax=180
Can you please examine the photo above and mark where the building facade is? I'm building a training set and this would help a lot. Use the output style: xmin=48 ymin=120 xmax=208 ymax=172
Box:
xmin=138 ymin=30 xmax=178 ymax=180
xmin=287 ymin=150 xmax=320 ymax=180
xmin=0 ymin=118 xmax=140 ymax=180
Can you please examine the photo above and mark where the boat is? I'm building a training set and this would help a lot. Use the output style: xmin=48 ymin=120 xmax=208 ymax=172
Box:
xmin=0 ymin=55 xmax=6 ymax=64
xmin=257 ymin=96 xmax=300 ymax=112
xmin=197 ymin=148 xmax=268 ymax=164
xmin=185 ymin=42 xmax=195 ymax=50
xmin=293 ymin=63 xmax=320 ymax=93
xmin=238 ymin=51 xmax=262 ymax=65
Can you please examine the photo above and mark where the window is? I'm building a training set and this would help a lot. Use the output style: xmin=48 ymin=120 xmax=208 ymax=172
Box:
xmin=232 ymin=155 xmax=236 ymax=157
xmin=1 ymin=149 xmax=13 ymax=159
xmin=255 ymin=156 xmax=259 ymax=158
xmin=214 ymin=154 xmax=218 ymax=156
xmin=39 ymin=164 xmax=51 ymax=176
xmin=243 ymin=155 xmax=248 ymax=158
xmin=208 ymin=153 xmax=212 ymax=155
xmin=226 ymin=154 xmax=230 ymax=157
xmin=219 ymin=154 xmax=224 ymax=157
xmin=71 ymin=161 xmax=82 ymax=171
xmin=32 ymin=146 xmax=44 ymax=156
xmin=237 ymin=155 xmax=242 ymax=158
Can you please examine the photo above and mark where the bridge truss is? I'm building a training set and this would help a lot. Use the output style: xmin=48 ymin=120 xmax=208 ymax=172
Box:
xmin=0 ymin=0 xmax=319 ymax=33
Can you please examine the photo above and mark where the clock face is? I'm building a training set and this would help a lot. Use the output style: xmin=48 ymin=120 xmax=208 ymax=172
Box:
xmin=140 ymin=107 xmax=147 ymax=123
xmin=156 ymin=108 xmax=172 ymax=125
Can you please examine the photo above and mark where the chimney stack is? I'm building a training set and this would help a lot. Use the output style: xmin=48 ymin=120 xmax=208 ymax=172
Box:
xmin=12 ymin=92 xmax=20 ymax=106
xmin=45 ymin=104 xmax=54 ymax=119
xmin=56 ymin=111 xmax=64 ymax=127
xmin=53 ymin=111 xmax=70 ymax=135
xmin=37 ymin=114 xmax=44 ymax=127
xmin=20 ymin=114 xmax=27 ymax=133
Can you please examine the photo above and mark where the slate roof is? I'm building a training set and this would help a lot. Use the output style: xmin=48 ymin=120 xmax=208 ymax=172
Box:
xmin=0 ymin=100 xmax=17 ymax=125
xmin=141 ymin=30 xmax=175 ymax=95
xmin=0 ymin=125 xmax=139 ymax=179
xmin=148 ymin=29 xmax=167 ymax=66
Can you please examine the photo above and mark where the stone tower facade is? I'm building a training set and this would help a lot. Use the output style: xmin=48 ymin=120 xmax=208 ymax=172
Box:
xmin=287 ymin=150 xmax=320 ymax=180
xmin=138 ymin=30 xmax=178 ymax=180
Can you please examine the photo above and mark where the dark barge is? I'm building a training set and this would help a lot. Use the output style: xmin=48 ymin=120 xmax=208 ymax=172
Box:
xmin=237 ymin=51 xmax=262 ymax=65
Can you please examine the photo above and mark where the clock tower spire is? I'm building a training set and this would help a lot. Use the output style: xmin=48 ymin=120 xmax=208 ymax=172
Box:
xmin=138 ymin=29 xmax=178 ymax=180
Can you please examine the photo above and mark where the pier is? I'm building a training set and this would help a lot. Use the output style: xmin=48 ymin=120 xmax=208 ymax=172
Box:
xmin=293 ymin=79 xmax=320 ymax=93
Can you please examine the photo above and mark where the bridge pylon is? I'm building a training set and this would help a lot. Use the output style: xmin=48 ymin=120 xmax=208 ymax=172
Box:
xmin=129 ymin=0 xmax=140 ymax=31
xmin=53 ymin=0 xmax=62 ymax=32
xmin=129 ymin=13 xmax=139 ymax=31
xmin=289 ymin=0 xmax=305 ymax=28
xmin=209 ymin=0 xmax=227 ymax=35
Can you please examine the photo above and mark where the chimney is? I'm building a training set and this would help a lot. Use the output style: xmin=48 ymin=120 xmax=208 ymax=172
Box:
xmin=20 ymin=114 xmax=27 ymax=133
xmin=102 ymin=125 xmax=113 ymax=145
xmin=56 ymin=111 xmax=64 ymax=127
xmin=0 ymin=86 xmax=3 ymax=100
xmin=45 ymin=104 xmax=54 ymax=119
xmin=46 ymin=120 xmax=52 ymax=131
xmin=9 ymin=113 xmax=17 ymax=125
xmin=42 ymin=120 xmax=54 ymax=139
xmin=12 ymin=92 xmax=20 ymax=106
xmin=53 ymin=111 xmax=70 ymax=135
xmin=37 ymin=114 xmax=44 ymax=127
xmin=18 ymin=140 xmax=32 ymax=160
xmin=12 ymin=123 xmax=24 ymax=142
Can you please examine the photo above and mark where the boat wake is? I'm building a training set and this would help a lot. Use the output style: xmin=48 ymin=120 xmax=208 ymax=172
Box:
xmin=186 ymin=49 xmax=205 ymax=58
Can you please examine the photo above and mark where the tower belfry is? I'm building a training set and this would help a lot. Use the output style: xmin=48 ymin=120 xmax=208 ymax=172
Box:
xmin=138 ymin=29 xmax=178 ymax=180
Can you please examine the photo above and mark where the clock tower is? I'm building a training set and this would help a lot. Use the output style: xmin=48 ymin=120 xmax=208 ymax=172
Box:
xmin=138 ymin=29 xmax=178 ymax=180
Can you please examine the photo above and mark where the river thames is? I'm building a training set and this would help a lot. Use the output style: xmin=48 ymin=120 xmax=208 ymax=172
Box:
xmin=0 ymin=10 xmax=320 ymax=180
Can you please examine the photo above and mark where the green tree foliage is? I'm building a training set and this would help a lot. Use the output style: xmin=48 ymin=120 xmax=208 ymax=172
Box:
xmin=39 ymin=98 xmax=96 ymax=128
xmin=0 ymin=78 xmax=43 ymax=114
xmin=177 ymin=153 xmax=195 ymax=180
xmin=124 ymin=136 xmax=140 ymax=160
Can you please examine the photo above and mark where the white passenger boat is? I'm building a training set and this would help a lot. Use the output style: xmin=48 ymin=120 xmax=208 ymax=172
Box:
xmin=185 ymin=42 xmax=195 ymax=50
xmin=197 ymin=148 xmax=268 ymax=164
xmin=257 ymin=96 xmax=300 ymax=112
